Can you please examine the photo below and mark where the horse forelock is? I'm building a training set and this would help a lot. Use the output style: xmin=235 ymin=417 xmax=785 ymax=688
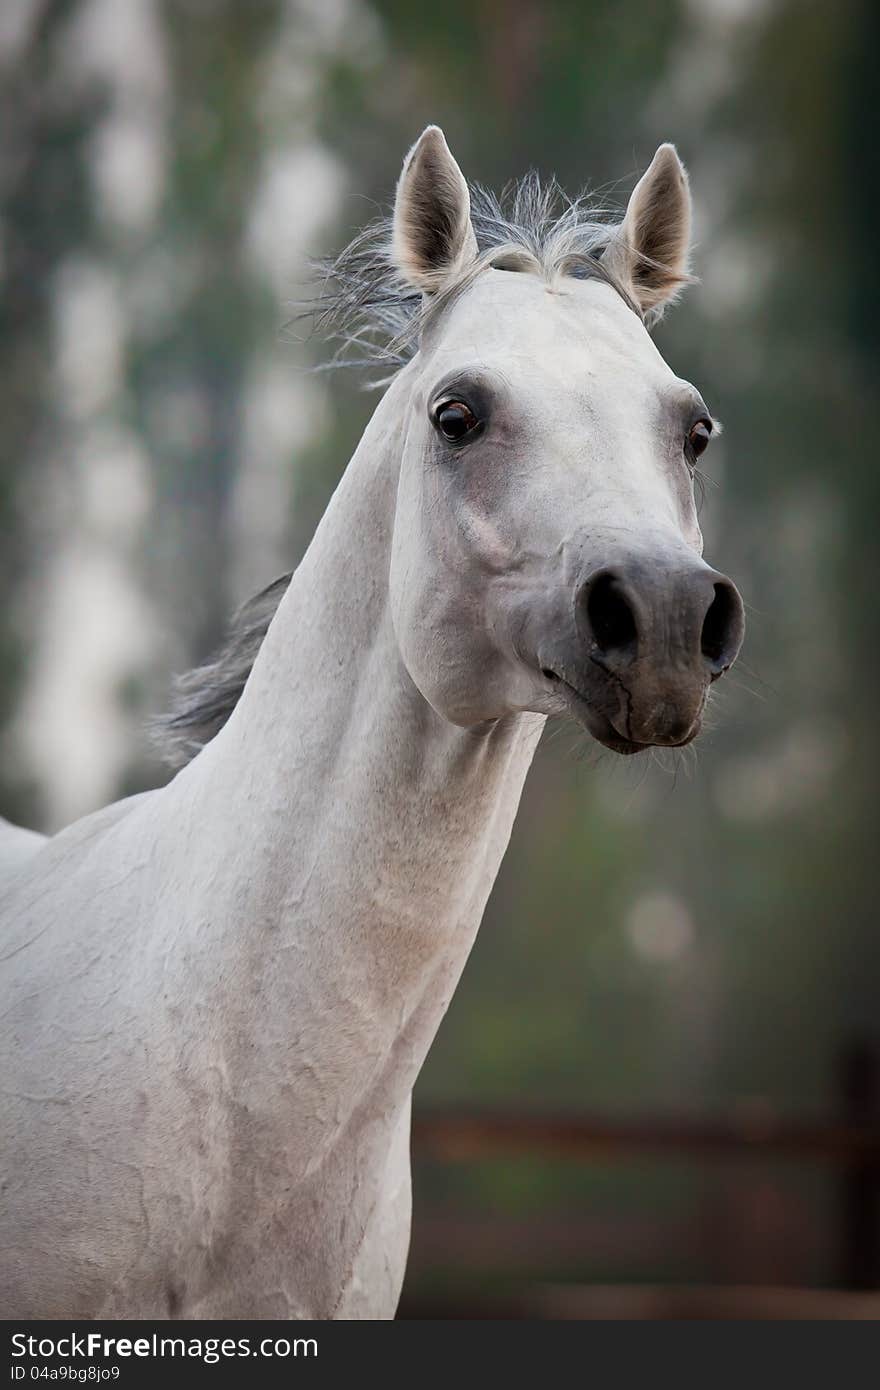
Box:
xmin=301 ymin=172 xmax=650 ymax=381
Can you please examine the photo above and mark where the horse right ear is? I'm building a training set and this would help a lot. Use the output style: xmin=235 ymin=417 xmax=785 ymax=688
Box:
xmin=604 ymin=144 xmax=693 ymax=321
xmin=392 ymin=126 xmax=478 ymax=294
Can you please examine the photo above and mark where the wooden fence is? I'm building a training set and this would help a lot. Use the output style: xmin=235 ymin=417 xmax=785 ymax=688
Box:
xmin=401 ymin=1041 xmax=880 ymax=1315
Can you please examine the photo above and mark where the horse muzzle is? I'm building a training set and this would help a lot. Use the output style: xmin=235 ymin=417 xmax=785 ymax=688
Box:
xmin=534 ymin=546 xmax=745 ymax=753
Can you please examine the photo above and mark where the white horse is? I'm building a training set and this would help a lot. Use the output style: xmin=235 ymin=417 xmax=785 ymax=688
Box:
xmin=0 ymin=128 xmax=744 ymax=1318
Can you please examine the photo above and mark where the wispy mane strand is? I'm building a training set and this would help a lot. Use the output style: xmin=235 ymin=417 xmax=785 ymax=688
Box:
xmin=302 ymin=172 xmax=639 ymax=374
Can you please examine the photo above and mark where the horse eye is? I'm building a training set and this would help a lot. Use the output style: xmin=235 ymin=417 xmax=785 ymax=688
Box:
xmin=687 ymin=419 xmax=712 ymax=459
xmin=435 ymin=401 xmax=479 ymax=442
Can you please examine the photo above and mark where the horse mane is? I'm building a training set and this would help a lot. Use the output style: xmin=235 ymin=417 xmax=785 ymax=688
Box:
xmin=154 ymin=173 xmax=664 ymax=769
xmin=152 ymin=573 xmax=292 ymax=768
xmin=307 ymin=171 xmax=644 ymax=377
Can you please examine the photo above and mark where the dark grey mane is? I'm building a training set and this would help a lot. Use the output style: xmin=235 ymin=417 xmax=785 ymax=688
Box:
xmin=152 ymin=573 xmax=292 ymax=769
xmin=154 ymin=174 xmax=655 ymax=770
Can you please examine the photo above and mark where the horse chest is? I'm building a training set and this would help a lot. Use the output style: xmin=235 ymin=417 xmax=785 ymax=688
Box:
xmin=167 ymin=1099 xmax=414 ymax=1319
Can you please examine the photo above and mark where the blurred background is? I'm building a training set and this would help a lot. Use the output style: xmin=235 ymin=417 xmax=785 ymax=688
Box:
xmin=1 ymin=0 xmax=879 ymax=1317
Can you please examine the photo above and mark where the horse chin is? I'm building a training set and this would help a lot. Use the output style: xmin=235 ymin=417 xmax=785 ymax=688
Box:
xmin=579 ymin=709 xmax=648 ymax=756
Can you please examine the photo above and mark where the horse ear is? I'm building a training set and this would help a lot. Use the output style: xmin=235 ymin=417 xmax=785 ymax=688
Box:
xmin=607 ymin=144 xmax=693 ymax=319
xmin=392 ymin=126 xmax=478 ymax=294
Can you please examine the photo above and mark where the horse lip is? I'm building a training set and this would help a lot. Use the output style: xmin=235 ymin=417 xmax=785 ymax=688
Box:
xmin=545 ymin=669 xmax=647 ymax=755
xmin=545 ymin=669 xmax=699 ymax=755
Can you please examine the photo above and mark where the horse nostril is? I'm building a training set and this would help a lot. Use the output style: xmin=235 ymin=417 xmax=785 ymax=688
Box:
xmin=701 ymin=579 xmax=744 ymax=675
xmin=586 ymin=572 xmax=638 ymax=658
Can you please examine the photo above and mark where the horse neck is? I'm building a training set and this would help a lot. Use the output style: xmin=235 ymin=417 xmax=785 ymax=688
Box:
xmin=172 ymin=362 xmax=544 ymax=1111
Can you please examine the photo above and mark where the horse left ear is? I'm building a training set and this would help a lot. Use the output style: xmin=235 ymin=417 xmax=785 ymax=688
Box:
xmin=392 ymin=126 xmax=478 ymax=294
xmin=607 ymin=144 xmax=693 ymax=320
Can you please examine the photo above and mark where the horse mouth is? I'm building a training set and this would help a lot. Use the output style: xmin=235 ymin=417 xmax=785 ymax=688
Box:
xmin=592 ymin=725 xmax=651 ymax=756
xmin=544 ymin=670 xmax=698 ymax=756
